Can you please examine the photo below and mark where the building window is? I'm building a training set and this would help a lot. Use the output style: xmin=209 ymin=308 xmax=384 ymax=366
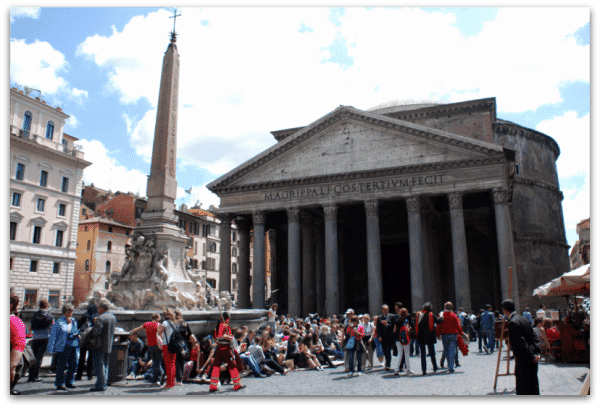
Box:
xmin=107 ymin=241 xmax=112 ymax=252
xmin=108 ymin=226 xmax=113 ymax=233
xmin=82 ymin=208 xmax=87 ymax=216
xmin=87 ymin=240 xmax=91 ymax=250
xmin=45 ymin=121 xmax=55 ymax=140
xmin=208 ymin=241 xmax=217 ymax=252
xmin=84 ymin=226 xmax=88 ymax=232
xmin=232 ymin=263 xmax=237 ymax=274
xmin=48 ymin=290 xmax=60 ymax=308
xmin=194 ymin=242 xmax=198 ymax=255
xmin=24 ymin=289 xmax=37 ymax=310
xmin=37 ymin=198 xmax=45 ymax=212
xmin=61 ymin=177 xmax=69 ymax=193
xmin=30 ymin=260 xmax=38 ymax=272
xmin=232 ymin=247 xmax=238 ymax=257
xmin=15 ymin=163 xmax=25 ymax=181
xmin=22 ymin=111 xmax=32 ymax=135
xmin=85 ymin=259 xmax=90 ymax=271
xmin=53 ymin=262 xmax=61 ymax=274
xmin=10 ymin=258 xmax=14 ymax=270
xmin=11 ymin=192 xmax=21 ymax=207
xmin=194 ymin=222 xmax=200 ymax=235
xmin=40 ymin=170 xmax=48 ymax=187
xmin=55 ymin=230 xmax=64 ymax=247
xmin=232 ymin=279 xmax=237 ymax=290
xmin=32 ymin=226 xmax=42 ymax=244
xmin=58 ymin=203 xmax=66 ymax=217
xmin=10 ymin=222 xmax=17 ymax=240
xmin=206 ymin=257 xmax=217 ymax=271
xmin=232 ymin=231 xmax=237 ymax=242
xmin=105 ymin=261 xmax=111 ymax=272
xmin=206 ymin=278 xmax=216 ymax=289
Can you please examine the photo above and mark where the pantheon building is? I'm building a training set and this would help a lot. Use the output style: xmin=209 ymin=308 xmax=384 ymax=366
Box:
xmin=207 ymin=97 xmax=570 ymax=317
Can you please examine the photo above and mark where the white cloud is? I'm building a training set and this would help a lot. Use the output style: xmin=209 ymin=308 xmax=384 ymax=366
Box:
xmin=78 ymin=139 xmax=148 ymax=197
xmin=66 ymin=115 xmax=80 ymax=129
xmin=10 ymin=39 xmax=69 ymax=94
xmin=536 ymin=111 xmax=590 ymax=180
xmin=70 ymin=88 xmax=88 ymax=102
xmin=76 ymin=7 xmax=590 ymax=181
xmin=177 ymin=184 xmax=221 ymax=210
xmin=10 ymin=7 xmax=41 ymax=23
xmin=561 ymin=174 xmax=590 ymax=246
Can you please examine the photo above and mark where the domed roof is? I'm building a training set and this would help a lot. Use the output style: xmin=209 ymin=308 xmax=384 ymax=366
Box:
xmin=366 ymin=98 xmax=446 ymax=114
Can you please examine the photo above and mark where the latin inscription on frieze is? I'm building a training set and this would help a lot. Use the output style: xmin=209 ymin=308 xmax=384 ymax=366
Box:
xmin=264 ymin=174 xmax=445 ymax=201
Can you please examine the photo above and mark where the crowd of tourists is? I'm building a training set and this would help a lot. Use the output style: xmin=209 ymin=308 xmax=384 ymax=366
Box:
xmin=11 ymin=297 xmax=563 ymax=394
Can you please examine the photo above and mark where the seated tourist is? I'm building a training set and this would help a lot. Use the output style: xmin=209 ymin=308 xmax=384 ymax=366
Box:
xmin=248 ymin=336 xmax=289 ymax=375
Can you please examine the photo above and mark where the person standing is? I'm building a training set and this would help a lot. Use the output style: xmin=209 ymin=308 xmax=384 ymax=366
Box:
xmin=174 ymin=310 xmax=192 ymax=384
xmin=76 ymin=303 xmax=98 ymax=381
xmin=415 ymin=302 xmax=440 ymax=376
xmin=10 ymin=294 xmax=27 ymax=395
xmin=129 ymin=313 xmax=162 ymax=386
xmin=359 ymin=314 xmax=375 ymax=370
xmin=393 ymin=308 xmax=414 ymax=375
xmin=481 ymin=304 xmax=496 ymax=354
xmin=345 ymin=316 xmax=365 ymax=377
xmin=28 ymin=299 xmax=54 ymax=382
xmin=376 ymin=304 xmax=395 ymax=371
xmin=89 ymin=300 xmax=116 ymax=392
xmin=157 ymin=308 xmax=179 ymax=388
xmin=268 ymin=303 xmax=278 ymax=332
xmin=47 ymin=304 xmax=81 ymax=390
xmin=209 ymin=312 xmax=243 ymax=391
xmin=436 ymin=302 xmax=462 ymax=374
xmin=502 ymin=299 xmax=541 ymax=395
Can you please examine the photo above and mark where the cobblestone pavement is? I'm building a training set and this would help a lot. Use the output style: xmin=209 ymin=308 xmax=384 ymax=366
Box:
xmin=13 ymin=343 xmax=589 ymax=396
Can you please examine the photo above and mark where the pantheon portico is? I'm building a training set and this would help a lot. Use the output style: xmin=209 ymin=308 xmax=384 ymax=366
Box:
xmin=207 ymin=98 xmax=570 ymax=317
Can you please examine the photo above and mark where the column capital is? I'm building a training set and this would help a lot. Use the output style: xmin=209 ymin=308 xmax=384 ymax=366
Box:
xmin=406 ymin=196 xmax=421 ymax=213
xmin=287 ymin=207 xmax=301 ymax=223
xmin=323 ymin=204 xmax=338 ymax=221
xmin=364 ymin=200 xmax=379 ymax=217
xmin=492 ymin=188 xmax=510 ymax=204
xmin=252 ymin=210 xmax=266 ymax=225
xmin=448 ymin=193 xmax=463 ymax=210
xmin=216 ymin=212 xmax=234 ymax=226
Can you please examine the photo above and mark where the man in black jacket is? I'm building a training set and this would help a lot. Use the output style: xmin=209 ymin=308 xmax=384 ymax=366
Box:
xmin=502 ymin=299 xmax=541 ymax=395
xmin=28 ymin=300 xmax=54 ymax=382
xmin=377 ymin=304 xmax=395 ymax=371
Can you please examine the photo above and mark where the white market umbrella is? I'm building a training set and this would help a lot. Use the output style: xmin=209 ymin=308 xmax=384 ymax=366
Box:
xmin=533 ymin=264 xmax=590 ymax=297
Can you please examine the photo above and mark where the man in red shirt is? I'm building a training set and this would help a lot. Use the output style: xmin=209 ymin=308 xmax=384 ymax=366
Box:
xmin=130 ymin=313 xmax=162 ymax=386
xmin=436 ymin=302 xmax=463 ymax=374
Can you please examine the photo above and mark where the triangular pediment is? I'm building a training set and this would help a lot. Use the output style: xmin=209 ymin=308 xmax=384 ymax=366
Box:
xmin=208 ymin=106 xmax=504 ymax=192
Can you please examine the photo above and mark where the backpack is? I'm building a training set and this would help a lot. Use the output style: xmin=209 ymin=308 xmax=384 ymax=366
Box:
xmin=80 ymin=325 xmax=102 ymax=350
xmin=399 ymin=326 xmax=409 ymax=345
xmin=166 ymin=321 xmax=188 ymax=358
xmin=30 ymin=311 xmax=53 ymax=331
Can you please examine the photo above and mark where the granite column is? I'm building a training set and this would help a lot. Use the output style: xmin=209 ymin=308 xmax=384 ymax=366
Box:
xmin=365 ymin=200 xmax=383 ymax=317
xmin=235 ymin=218 xmax=251 ymax=309
xmin=492 ymin=188 xmax=519 ymax=310
xmin=287 ymin=208 xmax=301 ymax=317
xmin=301 ymin=211 xmax=316 ymax=315
xmin=448 ymin=193 xmax=471 ymax=311
xmin=252 ymin=211 xmax=266 ymax=309
xmin=324 ymin=205 xmax=339 ymax=318
xmin=407 ymin=197 xmax=424 ymax=312
xmin=218 ymin=213 xmax=233 ymax=293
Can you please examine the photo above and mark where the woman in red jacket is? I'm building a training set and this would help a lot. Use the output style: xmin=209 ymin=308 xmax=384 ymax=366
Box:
xmin=436 ymin=302 xmax=463 ymax=374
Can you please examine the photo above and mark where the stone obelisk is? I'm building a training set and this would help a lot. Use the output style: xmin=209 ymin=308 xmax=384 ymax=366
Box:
xmin=134 ymin=29 xmax=193 ymax=293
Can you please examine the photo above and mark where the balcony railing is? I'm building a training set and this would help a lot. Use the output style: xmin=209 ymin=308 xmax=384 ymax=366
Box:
xmin=11 ymin=125 xmax=85 ymax=159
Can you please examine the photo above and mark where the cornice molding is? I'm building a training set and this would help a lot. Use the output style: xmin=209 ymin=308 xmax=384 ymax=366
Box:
xmin=513 ymin=175 xmax=563 ymax=200
xmin=387 ymin=98 xmax=496 ymax=122
xmin=208 ymin=106 xmax=504 ymax=192
xmin=493 ymin=121 xmax=561 ymax=158
xmin=211 ymin=155 xmax=505 ymax=195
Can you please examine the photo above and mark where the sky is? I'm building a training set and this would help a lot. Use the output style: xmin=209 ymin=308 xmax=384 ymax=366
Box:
xmin=7 ymin=2 xmax=592 ymax=249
